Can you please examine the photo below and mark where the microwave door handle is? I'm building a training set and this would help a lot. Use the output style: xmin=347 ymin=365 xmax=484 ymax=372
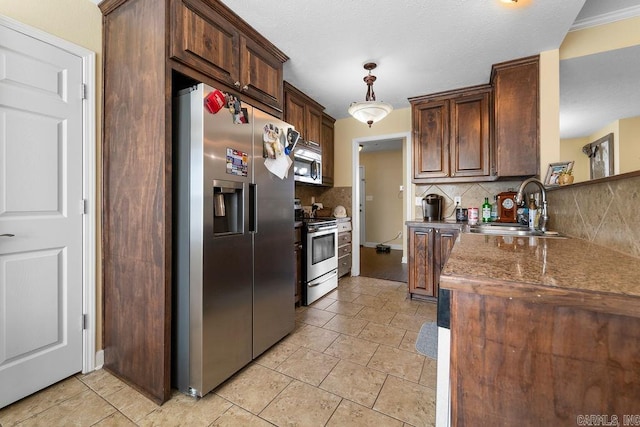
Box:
xmin=310 ymin=160 xmax=319 ymax=180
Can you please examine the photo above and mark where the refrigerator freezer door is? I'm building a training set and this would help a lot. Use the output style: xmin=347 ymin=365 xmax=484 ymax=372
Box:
xmin=251 ymin=109 xmax=295 ymax=358
xmin=174 ymin=84 xmax=254 ymax=397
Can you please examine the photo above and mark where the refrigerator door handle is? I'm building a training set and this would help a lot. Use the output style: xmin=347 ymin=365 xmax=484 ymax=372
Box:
xmin=249 ymin=183 xmax=257 ymax=233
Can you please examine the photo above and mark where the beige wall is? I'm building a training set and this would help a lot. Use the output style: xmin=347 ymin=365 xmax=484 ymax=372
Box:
xmin=0 ymin=0 xmax=104 ymax=350
xmin=334 ymin=108 xmax=412 ymax=188
xmin=558 ymin=16 xmax=640 ymax=184
xmin=360 ymin=150 xmax=404 ymax=247
xmin=619 ymin=116 xmax=640 ymax=175
xmin=539 ymin=49 xmax=561 ymax=178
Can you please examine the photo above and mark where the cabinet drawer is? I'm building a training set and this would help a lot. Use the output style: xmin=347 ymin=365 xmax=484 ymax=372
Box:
xmin=338 ymin=231 xmax=352 ymax=245
xmin=338 ymin=243 xmax=352 ymax=257
xmin=294 ymin=226 xmax=302 ymax=243
xmin=337 ymin=221 xmax=352 ymax=232
xmin=338 ymin=253 xmax=352 ymax=278
xmin=171 ymin=0 xmax=240 ymax=88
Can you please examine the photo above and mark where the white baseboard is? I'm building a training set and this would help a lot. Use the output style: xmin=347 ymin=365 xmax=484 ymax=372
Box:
xmin=363 ymin=241 xmax=403 ymax=251
xmin=94 ymin=349 xmax=104 ymax=370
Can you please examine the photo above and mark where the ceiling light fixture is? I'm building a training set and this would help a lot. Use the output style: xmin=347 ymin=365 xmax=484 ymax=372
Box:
xmin=348 ymin=63 xmax=393 ymax=127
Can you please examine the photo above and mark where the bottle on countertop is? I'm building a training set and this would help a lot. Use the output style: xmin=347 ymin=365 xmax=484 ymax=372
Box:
xmin=490 ymin=195 xmax=498 ymax=222
xmin=482 ymin=197 xmax=491 ymax=222
xmin=528 ymin=194 xmax=537 ymax=230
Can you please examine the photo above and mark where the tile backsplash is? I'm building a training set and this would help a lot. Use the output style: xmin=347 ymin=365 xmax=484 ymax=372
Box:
xmin=295 ymin=185 xmax=353 ymax=217
xmin=547 ymin=173 xmax=640 ymax=258
xmin=414 ymin=181 xmax=522 ymax=221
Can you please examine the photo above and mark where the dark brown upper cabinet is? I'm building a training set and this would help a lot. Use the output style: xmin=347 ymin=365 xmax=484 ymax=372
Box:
xmin=410 ymin=55 xmax=539 ymax=184
xmin=170 ymin=0 xmax=287 ymax=114
xmin=411 ymin=86 xmax=492 ymax=183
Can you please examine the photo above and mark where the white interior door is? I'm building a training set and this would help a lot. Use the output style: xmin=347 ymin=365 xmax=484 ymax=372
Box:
xmin=0 ymin=22 xmax=84 ymax=408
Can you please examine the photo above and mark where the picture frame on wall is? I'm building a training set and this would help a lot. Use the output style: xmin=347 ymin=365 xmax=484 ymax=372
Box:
xmin=544 ymin=161 xmax=574 ymax=186
xmin=583 ymin=133 xmax=614 ymax=180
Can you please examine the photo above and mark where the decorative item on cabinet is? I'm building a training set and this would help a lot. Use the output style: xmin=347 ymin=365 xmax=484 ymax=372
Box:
xmin=408 ymin=224 xmax=459 ymax=299
xmin=410 ymin=85 xmax=492 ymax=183
xmin=336 ymin=218 xmax=352 ymax=278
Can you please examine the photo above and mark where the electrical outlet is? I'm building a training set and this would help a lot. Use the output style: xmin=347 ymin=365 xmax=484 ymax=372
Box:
xmin=454 ymin=196 xmax=462 ymax=206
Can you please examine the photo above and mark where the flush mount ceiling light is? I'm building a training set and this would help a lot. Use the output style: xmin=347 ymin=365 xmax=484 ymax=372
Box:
xmin=348 ymin=62 xmax=393 ymax=127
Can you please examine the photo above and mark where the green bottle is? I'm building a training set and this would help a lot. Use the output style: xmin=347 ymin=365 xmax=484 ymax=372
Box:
xmin=482 ymin=197 xmax=491 ymax=222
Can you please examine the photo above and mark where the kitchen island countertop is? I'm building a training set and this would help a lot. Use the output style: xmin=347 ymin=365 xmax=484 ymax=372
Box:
xmin=440 ymin=233 xmax=640 ymax=318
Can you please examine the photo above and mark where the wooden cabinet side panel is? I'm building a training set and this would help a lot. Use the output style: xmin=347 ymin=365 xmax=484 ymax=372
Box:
xmin=102 ymin=0 xmax=171 ymax=404
xmin=450 ymin=93 xmax=490 ymax=177
xmin=408 ymin=228 xmax=434 ymax=296
xmin=493 ymin=57 xmax=539 ymax=177
xmin=450 ymin=291 xmax=640 ymax=423
xmin=412 ymin=101 xmax=450 ymax=180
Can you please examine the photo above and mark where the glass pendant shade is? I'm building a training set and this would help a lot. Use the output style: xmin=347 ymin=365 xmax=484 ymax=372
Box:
xmin=348 ymin=62 xmax=393 ymax=127
xmin=348 ymin=101 xmax=393 ymax=126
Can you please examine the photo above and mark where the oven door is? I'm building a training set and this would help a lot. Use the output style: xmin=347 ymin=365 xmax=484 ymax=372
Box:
xmin=305 ymin=226 xmax=338 ymax=281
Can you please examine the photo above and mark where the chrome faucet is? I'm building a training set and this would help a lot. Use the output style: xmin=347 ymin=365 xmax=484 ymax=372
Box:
xmin=515 ymin=177 xmax=549 ymax=232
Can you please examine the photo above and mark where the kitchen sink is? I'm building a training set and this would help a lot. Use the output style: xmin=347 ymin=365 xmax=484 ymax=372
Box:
xmin=467 ymin=223 xmax=568 ymax=239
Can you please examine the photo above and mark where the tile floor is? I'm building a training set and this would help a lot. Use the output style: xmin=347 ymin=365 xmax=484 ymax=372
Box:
xmin=0 ymin=276 xmax=438 ymax=427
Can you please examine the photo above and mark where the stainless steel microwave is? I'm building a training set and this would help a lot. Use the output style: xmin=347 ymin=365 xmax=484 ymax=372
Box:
xmin=293 ymin=141 xmax=322 ymax=185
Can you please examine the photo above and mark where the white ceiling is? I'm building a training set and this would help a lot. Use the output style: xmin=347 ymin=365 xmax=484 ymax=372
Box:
xmin=90 ymin=0 xmax=640 ymax=141
xmin=219 ymin=0 xmax=586 ymax=121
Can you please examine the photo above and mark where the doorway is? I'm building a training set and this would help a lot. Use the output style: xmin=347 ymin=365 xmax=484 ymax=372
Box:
xmin=0 ymin=16 xmax=96 ymax=408
xmin=351 ymin=133 xmax=412 ymax=282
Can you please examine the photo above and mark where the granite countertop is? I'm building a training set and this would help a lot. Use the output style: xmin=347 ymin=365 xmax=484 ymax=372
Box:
xmin=406 ymin=220 xmax=463 ymax=228
xmin=440 ymin=233 xmax=640 ymax=318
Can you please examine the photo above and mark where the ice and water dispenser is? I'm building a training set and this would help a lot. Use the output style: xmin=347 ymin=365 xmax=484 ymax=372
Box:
xmin=212 ymin=179 xmax=244 ymax=236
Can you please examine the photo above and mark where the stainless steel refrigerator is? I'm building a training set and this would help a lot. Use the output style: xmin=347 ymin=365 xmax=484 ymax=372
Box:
xmin=173 ymin=83 xmax=295 ymax=397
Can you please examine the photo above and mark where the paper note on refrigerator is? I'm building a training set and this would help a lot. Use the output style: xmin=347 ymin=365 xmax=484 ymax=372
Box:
xmin=264 ymin=155 xmax=292 ymax=179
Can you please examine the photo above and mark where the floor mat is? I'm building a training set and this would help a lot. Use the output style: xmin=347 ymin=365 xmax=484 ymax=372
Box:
xmin=415 ymin=321 xmax=438 ymax=359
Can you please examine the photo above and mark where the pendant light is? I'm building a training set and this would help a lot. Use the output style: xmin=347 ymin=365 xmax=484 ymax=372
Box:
xmin=348 ymin=63 xmax=393 ymax=127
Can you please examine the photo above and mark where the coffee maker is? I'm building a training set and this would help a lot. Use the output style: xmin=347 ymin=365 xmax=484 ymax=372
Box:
xmin=422 ymin=194 xmax=443 ymax=221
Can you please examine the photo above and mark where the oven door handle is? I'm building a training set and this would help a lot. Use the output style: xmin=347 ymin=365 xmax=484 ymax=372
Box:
xmin=308 ymin=270 xmax=338 ymax=287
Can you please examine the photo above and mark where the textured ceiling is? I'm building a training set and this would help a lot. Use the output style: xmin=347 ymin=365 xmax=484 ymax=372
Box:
xmin=219 ymin=0 xmax=586 ymax=121
xmin=89 ymin=0 xmax=639 ymax=140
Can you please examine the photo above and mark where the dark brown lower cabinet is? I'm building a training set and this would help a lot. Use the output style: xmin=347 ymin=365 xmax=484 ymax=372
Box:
xmin=294 ymin=225 xmax=302 ymax=306
xmin=450 ymin=291 xmax=640 ymax=423
xmin=408 ymin=224 xmax=459 ymax=299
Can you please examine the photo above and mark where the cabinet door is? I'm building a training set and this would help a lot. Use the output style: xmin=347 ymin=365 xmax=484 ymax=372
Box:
xmin=239 ymin=35 xmax=283 ymax=112
xmin=170 ymin=0 xmax=240 ymax=88
xmin=408 ymin=227 xmax=436 ymax=297
xmin=493 ymin=56 xmax=539 ymax=177
xmin=435 ymin=228 xmax=459 ymax=292
xmin=321 ymin=114 xmax=335 ymax=186
xmin=284 ymin=91 xmax=306 ymax=139
xmin=450 ymin=91 xmax=490 ymax=177
xmin=305 ymin=105 xmax=323 ymax=145
xmin=413 ymin=100 xmax=450 ymax=180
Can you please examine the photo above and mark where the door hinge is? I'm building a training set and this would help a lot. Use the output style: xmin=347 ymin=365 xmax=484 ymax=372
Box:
xmin=81 ymin=199 xmax=88 ymax=215
xmin=81 ymin=83 xmax=87 ymax=100
xmin=83 ymin=314 xmax=88 ymax=330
